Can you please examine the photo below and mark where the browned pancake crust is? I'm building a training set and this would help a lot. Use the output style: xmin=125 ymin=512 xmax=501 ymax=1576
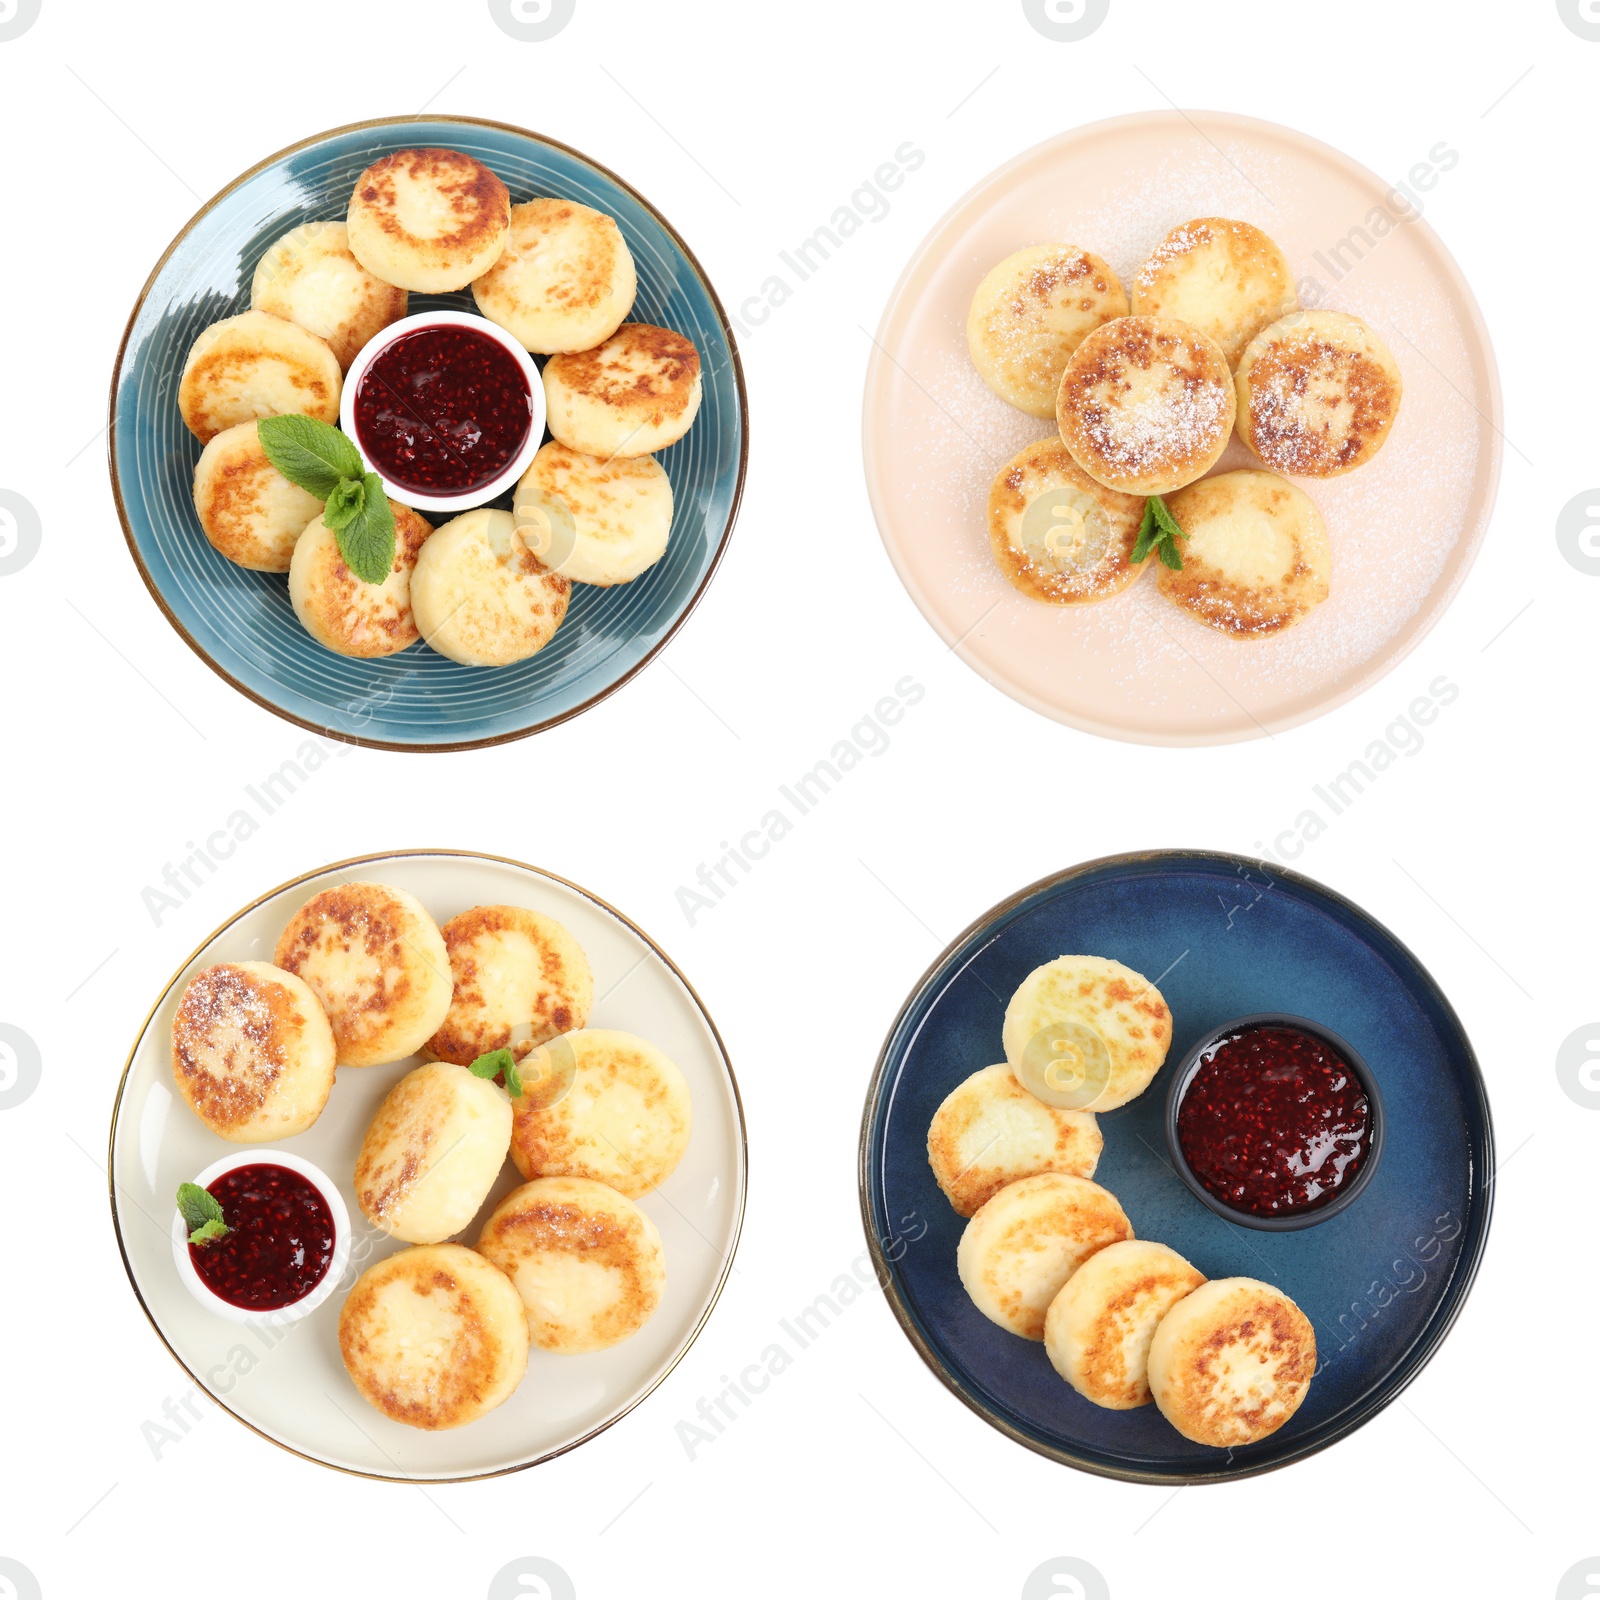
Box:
xmin=272 ymin=884 xmax=416 ymax=1051
xmin=1159 ymin=472 xmax=1329 ymax=637
xmin=429 ymin=904 xmax=589 ymax=1065
xmin=1240 ymin=330 xmax=1400 ymax=476
xmin=1057 ymin=316 xmax=1234 ymax=491
xmin=480 ymin=1184 xmax=659 ymax=1348
xmin=1159 ymin=1287 xmax=1316 ymax=1446
xmin=546 ymin=324 xmax=700 ymax=422
xmin=338 ymin=1249 xmax=515 ymax=1430
xmin=353 ymin=148 xmax=509 ymax=254
xmin=308 ymin=503 xmax=433 ymax=652
xmin=170 ymin=963 xmax=298 ymax=1130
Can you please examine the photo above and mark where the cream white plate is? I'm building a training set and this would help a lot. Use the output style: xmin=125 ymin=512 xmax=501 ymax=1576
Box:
xmin=110 ymin=850 xmax=746 ymax=1481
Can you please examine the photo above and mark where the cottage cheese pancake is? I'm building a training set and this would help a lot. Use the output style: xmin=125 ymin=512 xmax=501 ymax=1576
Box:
xmin=968 ymin=244 xmax=1128 ymax=418
xmin=1056 ymin=315 xmax=1235 ymax=496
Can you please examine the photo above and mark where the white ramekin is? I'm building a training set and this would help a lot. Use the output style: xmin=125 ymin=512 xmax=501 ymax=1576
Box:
xmin=170 ymin=1148 xmax=351 ymax=1327
xmin=339 ymin=309 xmax=545 ymax=514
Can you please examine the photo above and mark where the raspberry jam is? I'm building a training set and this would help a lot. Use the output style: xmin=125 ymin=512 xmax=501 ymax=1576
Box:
xmin=1176 ymin=1024 xmax=1371 ymax=1217
xmin=353 ymin=323 xmax=533 ymax=496
xmin=188 ymin=1163 xmax=336 ymax=1310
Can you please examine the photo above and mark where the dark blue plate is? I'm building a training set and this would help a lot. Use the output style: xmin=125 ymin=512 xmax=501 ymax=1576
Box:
xmin=859 ymin=850 xmax=1493 ymax=1484
xmin=110 ymin=116 xmax=746 ymax=751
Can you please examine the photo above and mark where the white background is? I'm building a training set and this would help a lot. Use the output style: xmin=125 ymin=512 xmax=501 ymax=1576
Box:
xmin=0 ymin=1 xmax=1593 ymax=1596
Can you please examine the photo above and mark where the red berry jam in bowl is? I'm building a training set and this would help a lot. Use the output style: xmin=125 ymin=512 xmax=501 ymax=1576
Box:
xmin=342 ymin=311 xmax=543 ymax=513
xmin=1166 ymin=1016 xmax=1384 ymax=1230
xmin=172 ymin=1151 xmax=350 ymax=1322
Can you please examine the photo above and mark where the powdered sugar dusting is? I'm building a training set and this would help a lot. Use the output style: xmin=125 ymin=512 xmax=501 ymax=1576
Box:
xmin=873 ymin=126 xmax=1492 ymax=736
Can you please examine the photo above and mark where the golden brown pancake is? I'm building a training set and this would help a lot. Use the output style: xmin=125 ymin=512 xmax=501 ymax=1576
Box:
xmin=288 ymin=501 xmax=434 ymax=658
xmin=543 ymin=323 xmax=702 ymax=458
xmin=354 ymin=1062 xmax=512 ymax=1244
xmin=272 ymin=882 xmax=452 ymax=1067
xmin=191 ymin=420 xmax=325 ymax=573
xmin=1056 ymin=315 xmax=1235 ymax=496
xmin=170 ymin=960 xmax=335 ymax=1142
xmin=1132 ymin=218 xmax=1298 ymax=368
xmin=508 ymin=1028 xmax=691 ymax=1199
xmin=472 ymin=198 xmax=637 ymax=354
xmin=478 ymin=1177 xmax=665 ymax=1353
xmin=1147 ymin=1277 xmax=1316 ymax=1447
xmin=1235 ymin=310 xmax=1402 ymax=477
xmin=346 ymin=148 xmax=511 ymax=293
xmin=177 ymin=310 xmax=341 ymax=444
xmin=986 ymin=438 xmax=1149 ymax=605
xmin=1044 ymin=1239 xmax=1206 ymax=1409
xmin=956 ymin=1173 xmax=1133 ymax=1339
xmin=1001 ymin=954 xmax=1172 ymax=1112
xmin=338 ymin=1244 xmax=528 ymax=1430
xmin=428 ymin=904 xmax=594 ymax=1066
xmin=926 ymin=1064 xmax=1102 ymax=1217
xmin=1158 ymin=469 xmax=1330 ymax=637
xmin=967 ymin=244 xmax=1128 ymax=417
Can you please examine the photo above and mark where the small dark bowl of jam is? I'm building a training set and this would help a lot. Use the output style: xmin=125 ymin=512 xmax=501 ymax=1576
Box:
xmin=341 ymin=310 xmax=543 ymax=513
xmin=171 ymin=1151 xmax=350 ymax=1323
xmin=1164 ymin=1014 xmax=1384 ymax=1232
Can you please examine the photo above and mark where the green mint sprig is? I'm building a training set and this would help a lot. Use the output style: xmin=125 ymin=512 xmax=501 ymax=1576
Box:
xmin=176 ymin=1181 xmax=230 ymax=1247
xmin=1133 ymin=495 xmax=1189 ymax=572
xmin=257 ymin=415 xmax=395 ymax=584
xmin=469 ymin=1047 xmax=525 ymax=1100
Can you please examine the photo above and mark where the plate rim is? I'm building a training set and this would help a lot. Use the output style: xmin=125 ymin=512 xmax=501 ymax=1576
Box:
xmin=107 ymin=847 xmax=749 ymax=1483
xmin=860 ymin=108 xmax=1505 ymax=747
xmin=856 ymin=846 xmax=1495 ymax=1485
xmin=107 ymin=113 xmax=750 ymax=754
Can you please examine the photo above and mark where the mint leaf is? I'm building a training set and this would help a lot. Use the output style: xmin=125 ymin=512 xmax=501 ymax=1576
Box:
xmin=321 ymin=476 xmax=366 ymax=532
xmin=1134 ymin=496 xmax=1189 ymax=571
xmin=177 ymin=1181 xmax=229 ymax=1244
xmin=257 ymin=414 xmax=363 ymax=500
xmin=335 ymin=475 xmax=396 ymax=584
xmin=469 ymin=1047 xmax=524 ymax=1100
xmin=1131 ymin=499 xmax=1159 ymax=565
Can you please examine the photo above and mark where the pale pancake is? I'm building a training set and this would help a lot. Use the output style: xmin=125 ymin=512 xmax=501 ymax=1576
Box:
xmin=472 ymin=198 xmax=637 ymax=354
xmin=1056 ymin=315 xmax=1235 ymax=495
xmin=338 ymin=1243 xmax=528 ymax=1430
xmin=543 ymin=323 xmax=701 ymax=459
xmin=1132 ymin=218 xmax=1298 ymax=368
xmin=1001 ymin=954 xmax=1172 ymax=1112
xmin=409 ymin=508 xmax=571 ymax=667
xmin=1148 ymin=1277 xmax=1316 ymax=1447
xmin=926 ymin=1064 xmax=1102 ymax=1217
xmin=1236 ymin=309 xmax=1402 ymax=477
xmin=191 ymin=421 xmax=325 ymax=573
xmin=428 ymin=904 xmax=594 ymax=1066
xmin=1044 ymin=1239 xmax=1206 ymax=1409
xmin=178 ymin=310 xmax=341 ymax=444
xmin=478 ymin=1176 xmax=665 ymax=1353
xmin=986 ymin=438 xmax=1148 ymax=605
xmin=1158 ymin=469 xmax=1330 ymax=637
xmin=251 ymin=219 xmax=408 ymax=369
xmin=513 ymin=441 xmax=673 ymax=586
xmin=354 ymin=1062 xmax=513 ymax=1244
xmin=508 ymin=1028 xmax=691 ymax=1199
xmin=273 ymin=882 xmax=452 ymax=1068
xmin=288 ymin=501 xmax=434 ymax=657
xmin=957 ymin=1173 xmax=1132 ymax=1340
xmin=170 ymin=960 xmax=335 ymax=1142
xmin=346 ymin=147 xmax=510 ymax=293
xmin=968 ymin=244 xmax=1127 ymax=417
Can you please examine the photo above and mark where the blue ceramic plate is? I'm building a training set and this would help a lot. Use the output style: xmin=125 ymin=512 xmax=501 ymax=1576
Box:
xmin=859 ymin=850 xmax=1493 ymax=1484
xmin=110 ymin=117 xmax=746 ymax=750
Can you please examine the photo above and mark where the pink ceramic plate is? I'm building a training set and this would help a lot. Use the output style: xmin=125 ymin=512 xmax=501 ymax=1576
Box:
xmin=862 ymin=111 xmax=1502 ymax=745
